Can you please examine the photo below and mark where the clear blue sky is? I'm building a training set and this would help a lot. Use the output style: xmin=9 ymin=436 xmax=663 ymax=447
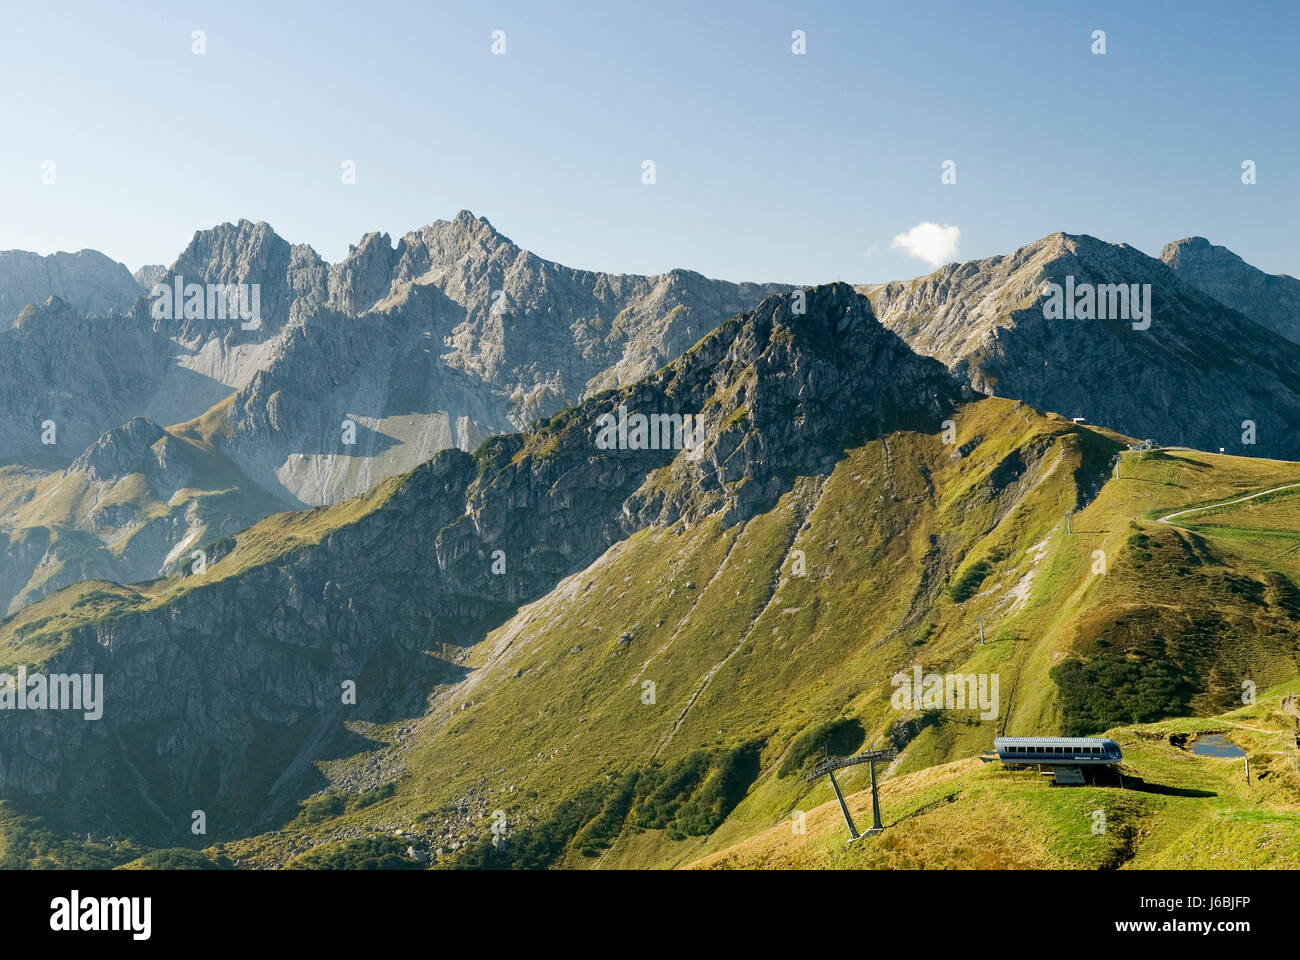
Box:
xmin=2 ymin=0 xmax=1296 ymax=284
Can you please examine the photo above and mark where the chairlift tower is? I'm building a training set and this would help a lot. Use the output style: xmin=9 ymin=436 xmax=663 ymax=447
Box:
xmin=807 ymin=749 xmax=898 ymax=841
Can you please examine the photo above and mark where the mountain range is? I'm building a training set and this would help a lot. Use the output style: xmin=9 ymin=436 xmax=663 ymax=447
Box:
xmin=0 ymin=213 xmax=790 ymax=613
xmin=5 ymin=218 xmax=1299 ymax=621
xmin=0 ymin=220 xmax=1297 ymax=869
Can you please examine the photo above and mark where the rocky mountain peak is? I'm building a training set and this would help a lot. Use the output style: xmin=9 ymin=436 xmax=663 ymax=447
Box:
xmin=622 ymin=283 xmax=968 ymax=527
xmin=327 ymin=231 xmax=400 ymax=315
xmin=450 ymin=209 xmax=505 ymax=238
xmin=13 ymin=294 xmax=78 ymax=329
xmin=133 ymin=263 xmax=167 ymax=289
xmin=69 ymin=417 xmax=169 ymax=482
xmin=1161 ymin=235 xmax=1215 ymax=262
xmin=134 ymin=219 xmax=329 ymax=341
xmin=1161 ymin=236 xmax=1300 ymax=344
xmin=406 ymin=211 xmax=517 ymax=271
xmin=863 ymin=231 xmax=1300 ymax=459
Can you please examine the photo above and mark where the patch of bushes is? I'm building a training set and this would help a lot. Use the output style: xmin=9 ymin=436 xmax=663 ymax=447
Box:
xmin=1053 ymin=643 xmax=1188 ymax=735
xmin=292 ymin=783 xmax=396 ymax=826
xmin=0 ymin=814 xmax=131 ymax=870
xmin=296 ymin=792 xmax=346 ymax=824
xmin=449 ymin=743 xmax=764 ymax=869
xmin=291 ymin=780 xmax=395 ymax=822
xmin=352 ymin=783 xmax=396 ymax=810
xmin=285 ymin=835 xmax=421 ymax=870
xmin=454 ymin=780 xmax=613 ymax=870
xmin=124 ymin=848 xmax=228 ymax=870
xmin=573 ymin=774 xmax=639 ymax=855
xmin=669 ymin=743 xmax=762 ymax=838
xmin=778 ymin=717 xmax=865 ymax=778
xmin=633 ymin=752 xmax=712 ymax=829
xmin=1127 ymin=531 xmax=1154 ymax=562
xmin=948 ymin=560 xmax=990 ymax=602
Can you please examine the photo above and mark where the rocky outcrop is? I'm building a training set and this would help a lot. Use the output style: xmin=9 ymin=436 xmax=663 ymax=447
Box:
xmin=1161 ymin=236 xmax=1300 ymax=345
xmin=0 ymin=298 xmax=171 ymax=456
xmin=69 ymin=417 xmax=169 ymax=482
xmin=618 ymin=283 xmax=970 ymax=529
xmin=68 ymin=419 xmax=193 ymax=500
xmin=132 ymin=264 xmax=167 ymax=290
xmin=147 ymin=219 xmax=330 ymax=344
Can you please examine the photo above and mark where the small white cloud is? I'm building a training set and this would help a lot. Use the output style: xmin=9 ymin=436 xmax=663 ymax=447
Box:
xmin=891 ymin=222 xmax=960 ymax=267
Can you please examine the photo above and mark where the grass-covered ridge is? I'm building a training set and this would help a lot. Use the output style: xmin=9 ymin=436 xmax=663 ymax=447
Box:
xmin=208 ymin=399 xmax=1299 ymax=869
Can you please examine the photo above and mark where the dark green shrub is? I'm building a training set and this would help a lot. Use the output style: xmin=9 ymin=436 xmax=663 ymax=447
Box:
xmin=1053 ymin=645 xmax=1188 ymax=736
xmin=949 ymin=560 xmax=990 ymax=602
xmin=286 ymin=835 xmax=421 ymax=870
xmin=778 ymin=717 xmax=865 ymax=777
xmin=129 ymin=848 xmax=226 ymax=870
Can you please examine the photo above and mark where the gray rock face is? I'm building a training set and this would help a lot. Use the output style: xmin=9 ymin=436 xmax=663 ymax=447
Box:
xmin=210 ymin=211 xmax=792 ymax=505
xmin=863 ymin=233 xmax=1300 ymax=460
xmin=374 ymin=212 xmax=793 ymax=404
xmin=69 ymin=417 xmax=168 ymax=482
xmin=320 ymin=212 xmax=793 ymax=419
xmin=132 ymin=264 xmax=167 ymax=291
xmin=151 ymin=218 xmax=330 ymax=345
xmin=1161 ymin=236 xmax=1300 ymax=345
xmin=0 ymin=298 xmax=170 ymax=456
xmin=0 ymin=249 xmax=143 ymax=326
xmin=220 ymin=288 xmax=496 ymax=505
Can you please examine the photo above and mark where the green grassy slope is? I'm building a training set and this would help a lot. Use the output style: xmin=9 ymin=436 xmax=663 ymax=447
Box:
xmin=211 ymin=401 xmax=1300 ymax=870
xmin=691 ymin=681 xmax=1300 ymax=870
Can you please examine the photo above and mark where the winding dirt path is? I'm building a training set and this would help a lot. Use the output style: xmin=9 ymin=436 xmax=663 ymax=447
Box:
xmin=1155 ymin=482 xmax=1300 ymax=525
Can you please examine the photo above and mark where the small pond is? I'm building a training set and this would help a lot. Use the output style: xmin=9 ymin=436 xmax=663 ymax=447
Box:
xmin=1190 ymin=734 xmax=1246 ymax=758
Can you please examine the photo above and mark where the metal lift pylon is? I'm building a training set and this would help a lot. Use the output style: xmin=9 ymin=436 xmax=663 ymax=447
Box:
xmin=807 ymin=748 xmax=898 ymax=842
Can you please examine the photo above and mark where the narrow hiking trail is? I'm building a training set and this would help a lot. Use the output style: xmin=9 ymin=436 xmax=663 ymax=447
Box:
xmin=1155 ymin=482 xmax=1300 ymax=525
